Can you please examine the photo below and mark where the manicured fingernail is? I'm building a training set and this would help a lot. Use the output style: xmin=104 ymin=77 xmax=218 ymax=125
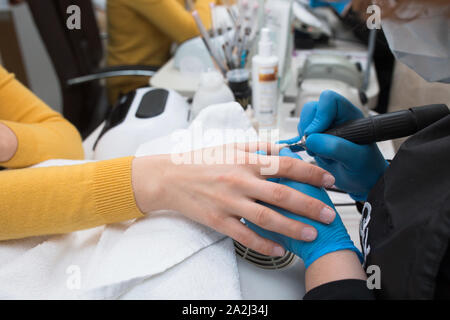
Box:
xmin=301 ymin=227 xmax=317 ymax=241
xmin=320 ymin=207 xmax=336 ymax=224
xmin=322 ymin=174 xmax=335 ymax=188
xmin=272 ymin=246 xmax=285 ymax=257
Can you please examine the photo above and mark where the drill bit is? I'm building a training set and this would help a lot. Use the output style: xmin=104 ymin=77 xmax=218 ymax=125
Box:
xmin=287 ymin=136 xmax=307 ymax=152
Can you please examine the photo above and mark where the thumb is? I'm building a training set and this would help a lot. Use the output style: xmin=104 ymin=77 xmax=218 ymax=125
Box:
xmin=277 ymin=136 xmax=300 ymax=145
xmin=298 ymin=101 xmax=318 ymax=137
xmin=305 ymin=90 xmax=365 ymax=136
xmin=303 ymin=91 xmax=338 ymax=136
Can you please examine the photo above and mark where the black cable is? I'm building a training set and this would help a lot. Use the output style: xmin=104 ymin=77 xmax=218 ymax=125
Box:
xmin=325 ymin=187 xmax=348 ymax=194
xmin=334 ymin=203 xmax=356 ymax=207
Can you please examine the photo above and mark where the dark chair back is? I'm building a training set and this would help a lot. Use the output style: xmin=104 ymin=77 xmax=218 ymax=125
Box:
xmin=26 ymin=0 xmax=108 ymax=137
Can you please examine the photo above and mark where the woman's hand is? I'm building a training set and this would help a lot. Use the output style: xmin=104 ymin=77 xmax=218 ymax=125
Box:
xmin=0 ymin=122 xmax=18 ymax=162
xmin=131 ymin=142 xmax=337 ymax=257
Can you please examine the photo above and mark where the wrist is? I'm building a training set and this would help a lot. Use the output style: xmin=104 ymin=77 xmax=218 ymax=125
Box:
xmin=305 ymin=249 xmax=367 ymax=292
xmin=131 ymin=155 xmax=172 ymax=213
xmin=302 ymin=238 xmax=363 ymax=269
xmin=0 ymin=122 xmax=18 ymax=162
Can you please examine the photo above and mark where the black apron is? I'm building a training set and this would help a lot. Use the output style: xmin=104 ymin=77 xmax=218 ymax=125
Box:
xmin=361 ymin=115 xmax=450 ymax=299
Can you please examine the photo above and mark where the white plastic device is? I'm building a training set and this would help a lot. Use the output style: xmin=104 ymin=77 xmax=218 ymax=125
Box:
xmin=93 ymin=87 xmax=190 ymax=160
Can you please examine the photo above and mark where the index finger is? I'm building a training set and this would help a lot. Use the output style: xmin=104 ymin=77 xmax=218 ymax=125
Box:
xmin=303 ymin=90 xmax=364 ymax=136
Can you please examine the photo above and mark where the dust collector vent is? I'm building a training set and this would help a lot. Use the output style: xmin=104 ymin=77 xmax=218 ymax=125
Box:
xmin=234 ymin=241 xmax=295 ymax=270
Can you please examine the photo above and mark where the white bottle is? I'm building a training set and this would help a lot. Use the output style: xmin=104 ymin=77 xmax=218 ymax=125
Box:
xmin=192 ymin=70 xmax=235 ymax=118
xmin=252 ymin=28 xmax=279 ymax=128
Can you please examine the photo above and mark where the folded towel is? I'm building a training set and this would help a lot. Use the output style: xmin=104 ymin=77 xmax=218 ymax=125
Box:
xmin=136 ymin=102 xmax=258 ymax=156
xmin=114 ymin=237 xmax=241 ymax=300
xmin=0 ymin=102 xmax=252 ymax=299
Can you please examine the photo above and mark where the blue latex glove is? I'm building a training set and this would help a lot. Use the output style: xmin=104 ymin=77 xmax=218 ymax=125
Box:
xmin=309 ymin=0 xmax=351 ymax=15
xmin=295 ymin=90 xmax=389 ymax=201
xmin=246 ymin=148 xmax=362 ymax=269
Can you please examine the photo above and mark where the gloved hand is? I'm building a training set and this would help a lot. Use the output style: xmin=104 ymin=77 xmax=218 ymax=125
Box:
xmin=309 ymin=0 xmax=351 ymax=15
xmin=246 ymin=148 xmax=362 ymax=269
xmin=291 ymin=90 xmax=389 ymax=201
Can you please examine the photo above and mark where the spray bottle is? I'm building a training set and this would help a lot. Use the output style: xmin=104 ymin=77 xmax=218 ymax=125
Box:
xmin=252 ymin=27 xmax=279 ymax=128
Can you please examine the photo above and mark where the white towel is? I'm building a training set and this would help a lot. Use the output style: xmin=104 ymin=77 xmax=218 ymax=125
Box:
xmin=0 ymin=102 xmax=253 ymax=299
xmin=136 ymin=102 xmax=258 ymax=156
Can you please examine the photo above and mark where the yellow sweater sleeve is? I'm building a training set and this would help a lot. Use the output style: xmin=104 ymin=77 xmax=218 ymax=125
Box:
xmin=0 ymin=157 xmax=144 ymax=241
xmin=127 ymin=0 xmax=214 ymax=43
xmin=0 ymin=66 xmax=84 ymax=168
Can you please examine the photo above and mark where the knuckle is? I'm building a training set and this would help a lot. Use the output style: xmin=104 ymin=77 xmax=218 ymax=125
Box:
xmin=205 ymin=212 xmax=221 ymax=228
xmin=277 ymin=216 xmax=302 ymax=238
xmin=254 ymin=206 xmax=271 ymax=226
xmin=303 ymin=164 xmax=317 ymax=180
xmin=327 ymin=139 xmax=340 ymax=153
xmin=253 ymin=241 xmax=272 ymax=256
xmin=280 ymin=157 xmax=295 ymax=173
xmin=233 ymin=228 xmax=250 ymax=246
xmin=290 ymin=221 xmax=306 ymax=237
xmin=236 ymin=152 xmax=249 ymax=165
xmin=320 ymin=89 xmax=334 ymax=100
xmin=302 ymin=197 xmax=316 ymax=215
xmin=217 ymin=172 xmax=242 ymax=186
xmin=271 ymin=184 xmax=287 ymax=203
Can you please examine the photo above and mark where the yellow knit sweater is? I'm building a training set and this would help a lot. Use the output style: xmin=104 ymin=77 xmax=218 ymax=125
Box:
xmin=0 ymin=66 xmax=143 ymax=240
xmin=106 ymin=0 xmax=215 ymax=103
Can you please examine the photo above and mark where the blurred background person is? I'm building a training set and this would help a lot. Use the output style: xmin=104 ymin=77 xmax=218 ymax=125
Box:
xmin=106 ymin=0 xmax=218 ymax=104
